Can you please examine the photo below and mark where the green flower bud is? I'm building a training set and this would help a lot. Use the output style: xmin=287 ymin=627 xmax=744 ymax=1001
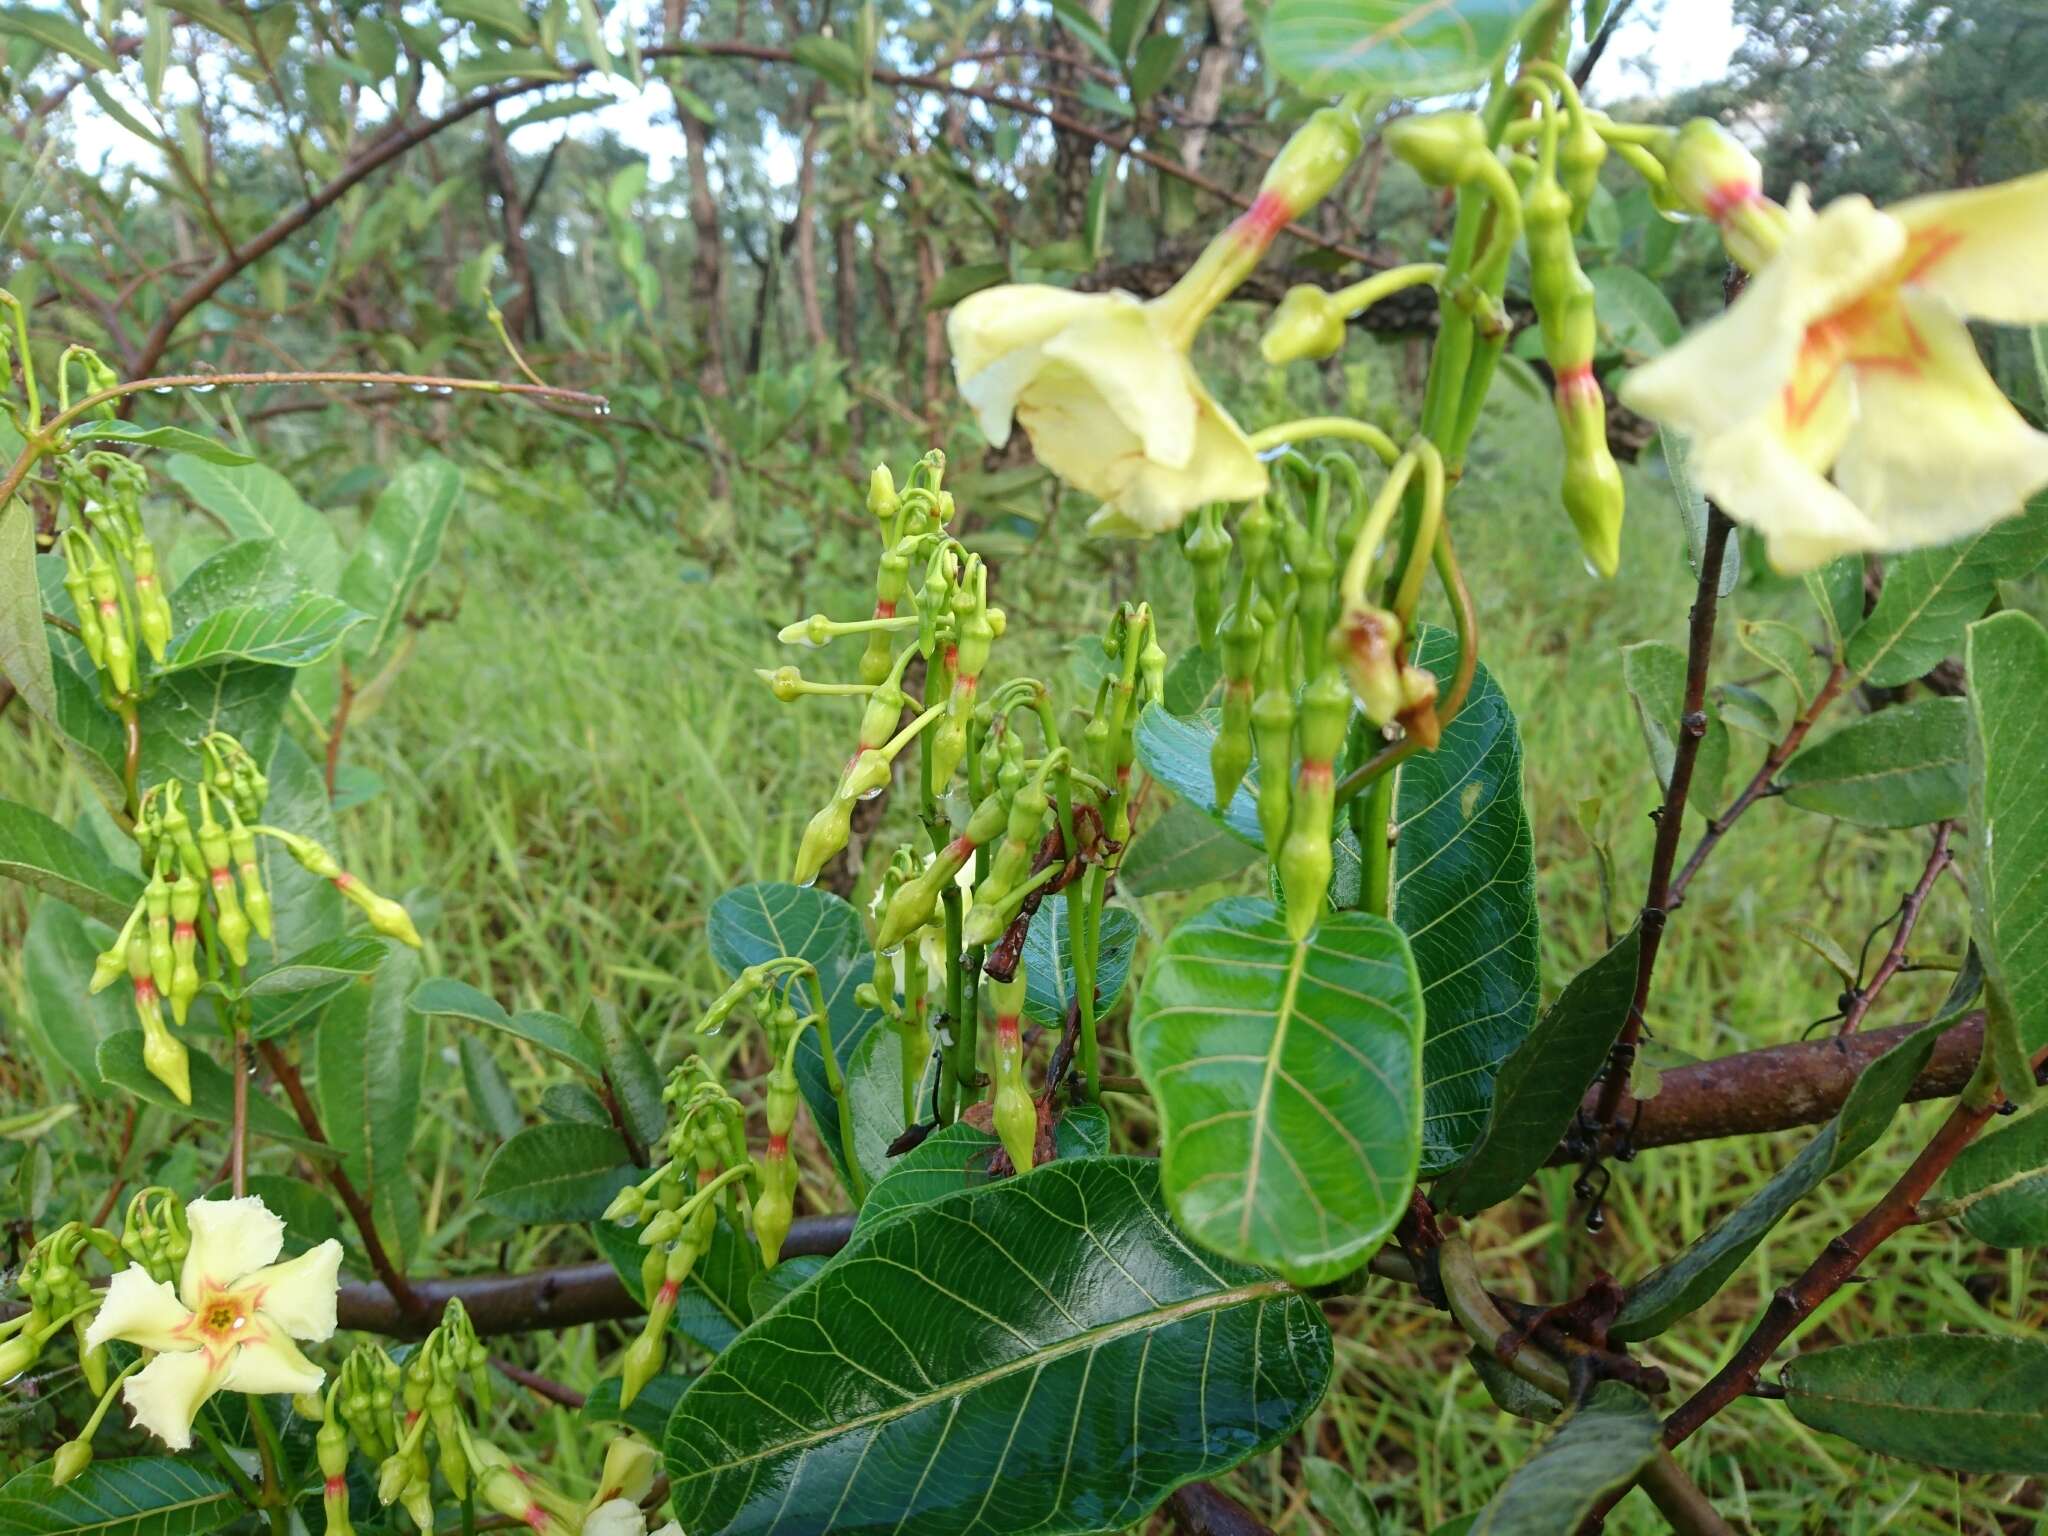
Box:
xmin=1262 ymin=284 xmax=1349 ymax=365
xmin=867 ymin=464 xmax=897 ymax=521
xmin=51 ymin=1440 xmax=92 ymax=1487
xmin=1384 ymin=111 xmax=1489 ymax=187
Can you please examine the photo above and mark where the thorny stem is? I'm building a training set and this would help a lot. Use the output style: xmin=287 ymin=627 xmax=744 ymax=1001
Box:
xmin=1837 ymin=821 xmax=1954 ymax=1036
xmin=1590 ymin=508 xmax=1735 ymax=1130
xmin=1668 ymin=659 xmax=1848 ymax=911
xmin=256 ymin=1038 xmax=425 ymax=1317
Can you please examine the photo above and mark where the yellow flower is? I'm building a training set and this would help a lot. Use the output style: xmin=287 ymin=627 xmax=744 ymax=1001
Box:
xmin=947 ymin=285 xmax=1268 ymax=535
xmin=1621 ymin=173 xmax=2048 ymax=572
xmin=84 ymin=1195 xmax=342 ymax=1451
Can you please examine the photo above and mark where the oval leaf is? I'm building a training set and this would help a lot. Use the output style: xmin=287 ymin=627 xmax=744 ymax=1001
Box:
xmin=664 ymin=1157 xmax=1331 ymax=1536
xmin=478 ymin=1121 xmax=634 ymax=1222
xmin=1934 ymin=1104 xmax=2048 ymax=1248
xmin=1784 ymin=1335 xmax=2048 ymax=1475
xmin=0 ymin=1456 xmax=243 ymax=1536
xmin=407 ymin=977 xmax=606 ymax=1075
xmin=1778 ymin=697 xmax=1968 ymax=828
xmin=0 ymin=797 xmax=141 ymax=925
xmin=1134 ymin=896 xmax=1423 ymax=1283
xmin=1848 ymin=495 xmax=2048 ymax=688
xmin=1262 ymin=0 xmax=1545 ymax=97
xmin=158 ymin=592 xmax=367 ymax=673
xmin=1469 ymin=1382 xmax=1661 ymax=1534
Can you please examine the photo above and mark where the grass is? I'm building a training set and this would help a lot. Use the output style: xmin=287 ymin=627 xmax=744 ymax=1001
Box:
xmin=1 ymin=365 xmax=2039 ymax=1532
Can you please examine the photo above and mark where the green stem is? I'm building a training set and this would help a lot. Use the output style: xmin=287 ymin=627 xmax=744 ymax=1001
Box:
xmin=801 ymin=968 xmax=865 ymax=1203
xmin=941 ymin=888 xmax=969 ymax=1119
xmin=1245 ymin=416 xmax=1400 ymax=464
xmin=1360 ymin=774 xmax=1395 ymax=919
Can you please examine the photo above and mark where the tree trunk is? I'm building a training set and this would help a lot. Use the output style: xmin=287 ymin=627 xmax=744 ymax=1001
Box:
xmin=483 ymin=108 xmax=541 ymax=341
xmin=915 ymin=226 xmax=946 ymax=441
xmin=681 ymin=108 xmax=732 ymax=399
xmin=792 ymin=116 xmax=828 ymax=351
xmin=1181 ymin=0 xmax=1246 ymax=174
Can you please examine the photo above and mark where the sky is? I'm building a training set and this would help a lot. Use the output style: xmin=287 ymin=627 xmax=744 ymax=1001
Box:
xmin=67 ymin=0 xmax=1749 ymax=188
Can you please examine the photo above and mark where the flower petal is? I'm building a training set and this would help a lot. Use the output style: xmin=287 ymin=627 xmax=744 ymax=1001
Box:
xmin=948 ymin=285 xmax=1110 ymax=445
xmin=580 ymin=1499 xmax=647 ymax=1536
xmin=123 ymin=1347 xmax=226 ymax=1451
xmin=1692 ymin=421 xmax=1886 ymax=574
xmin=1106 ymin=388 xmax=1269 ymax=534
xmin=240 ymin=1239 xmax=343 ymax=1343
xmin=181 ymin=1197 xmax=285 ymax=1308
xmin=1888 ymin=169 xmax=2048 ymax=326
xmin=221 ymin=1331 xmax=327 ymax=1398
xmin=86 ymin=1267 xmax=197 ymax=1353
xmin=1040 ymin=302 xmax=1198 ymax=469
xmin=1834 ymin=293 xmax=2048 ymax=550
xmin=1622 ymin=195 xmax=1906 ymax=440
xmin=1015 ymin=384 xmax=1145 ymax=507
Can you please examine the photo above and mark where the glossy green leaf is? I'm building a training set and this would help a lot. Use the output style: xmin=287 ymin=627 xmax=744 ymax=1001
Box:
xmin=1967 ymin=611 xmax=2048 ymax=1104
xmin=1468 ymin=1382 xmax=1660 ymax=1534
xmin=1119 ymin=797 xmax=1261 ymax=895
xmin=664 ymin=1157 xmax=1331 ymax=1536
xmin=1620 ymin=640 xmax=1728 ymax=813
xmin=1019 ymin=891 xmax=1139 ymax=1027
xmin=316 ymin=946 xmax=423 ymax=1201
xmin=1395 ymin=626 xmax=1542 ymax=1174
xmin=159 ymin=591 xmax=366 ymax=673
xmin=591 ymin=1211 xmax=758 ymax=1355
xmin=749 ymin=1254 xmax=828 ymax=1317
xmin=1849 ymin=497 xmax=2048 ymax=687
xmin=1129 ymin=34 xmax=1180 ymax=103
xmin=164 ymin=454 xmax=343 ymax=593
xmin=852 ymin=1107 xmax=1112 ymax=1236
xmin=66 ymin=421 xmax=253 ymax=463
xmin=96 ymin=1030 xmax=313 ymax=1148
xmin=582 ymin=1372 xmax=688 ymax=1443
xmin=243 ymin=934 xmax=389 ymax=996
xmin=1262 ymin=0 xmax=1544 ymax=97
xmin=1108 ymin=0 xmax=1160 ymax=62
xmin=1134 ymin=896 xmax=1423 ymax=1282
xmin=1436 ymin=926 xmax=1641 ymax=1216
xmin=707 ymin=882 xmax=880 ymax=1186
xmin=1934 ymin=1104 xmax=2048 ymax=1248
xmin=1778 ymin=698 xmax=1968 ymax=828
xmin=407 ymin=977 xmax=606 ymax=1074
xmin=478 ymin=1122 xmax=635 ymax=1222
xmin=1784 ymin=1335 xmax=2048 ymax=1474
xmin=1613 ymin=1013 xmax=1955 ymax=1341
xmin=0 ymin=1456 xmax=243 ymax=1536
xmin=340 ymin=455 xmax=459 ymax=665
xmin=0 ymin=798 xmax=142 ymax=924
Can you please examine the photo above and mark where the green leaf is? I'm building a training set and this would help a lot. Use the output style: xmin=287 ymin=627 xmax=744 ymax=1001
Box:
xmin=1714 ymin=682 xmax=1779 ymax=740
xmin=478 ymin=1121 xmax=635 ymax=1222
xmin=1436 ymin=926 xmax=1641 ymax=1216
xmin=66 ymin=422 xmax=252 ymax=463
xmin=1396 ymin=626 xmax=1542 ymax=1174
xmin=852 ymin=1110 xmax=1110 ymax=1236
xmin=339 ymin=455 xmax=459 ymax=666
xmin=0 ymin=1456 xmax=243 ymax=1536
xmin=1784 ymin=1335 xmax=2048 ymax=1475
xmin=1848 ymin=497 xmax=2048 ymax=687
xmin=582 ymin=1000 xmax=666 ymax=1150
xmin=164 ymin=455 xmax=343 ymax=593
xmin=1656 ymin=428 xmax=1738 ymax=598
xmin=0 ymin=798 xmax=142 ymax=924
xmin=1261 ymin=0 xmax=1545 ymax=98
xmin=1804 ymin=555 xmax=1863 ymax=651
xmin=1019 ymin=891 xmax=1139 ymax=1027
xmin=407 ymin=978 xmax=606 ymax=1075
xmin=0 ymin=6 xmax=114 ymax=70
xmin=459 ymin=1036 xmax=525 ymax=1141
xmin=748 ymin=1254 xmax=827 ymax=1317
xmin=159 ymin=591 xmax=366 ymax=672
xmin=1934 ymin=1104 xmax=2048 ymax=1248
xmin=250 ymin=734 xmax=346 ymax=961
xmin=1120 ymin=798 xmax=1261 ymax=895
xmin=840 ymin=1020 xmax=940 ymax=1191
xmin=137 ymin=663 xmax=299 ymax=791
xmin=707 ymin=882 xmax=881 ymax=1187
xmin=1468 ymin=1382 xmax=1661 ymax=1534
xmin=1083 ymin=153 xmax=1118 ymax=262
xmin=581 ymin=1372 xmax=687 ymax=1443
xmin=664 ymin=1157 xmax=1331 ymax=1536
xmin=1612 ymin=1013 xmax=1957 ymax=1341
xmin=1777 ymin=698 xmax=1968 ymax=828
xmin=443 ymin=0 xmax=536 ymax=43
xmin=96 ymin=1031 xmax=313 ymax=1147
xmin=316 ymin=947 xmax=423 ymax=1199
xmin=1588 ymin=266 xmax=1680 ymax=357
xmin=591 ymin=1211 xmax=758 ymax=1355
xmin=924 ymin=262 xmax=1009 ymax=311
xmin=1129 ymin=34 xmax=1180 ymax=103
xmin=1047 ymin=0 xmax=1122 ymax=71
xmin=1108 ymin=0 xmax=1160 ymax=63
xmin=1966 ymin=610 xmax=2048 ymax=1104
xmin=1134 ymin=896 xmax=1423 ymax=1282
xmin=1736 ymin=618 xmax=1824 ymax=706
xmin=1620 ymin=640 xmax=1728 ymax=814
xmin=243 ymin=934 xmax=390 ymax=997
xmin=791 ymin=33 xmax=864 ymax=95
xmin=23 ymin=900 xmax=131 ymax=1091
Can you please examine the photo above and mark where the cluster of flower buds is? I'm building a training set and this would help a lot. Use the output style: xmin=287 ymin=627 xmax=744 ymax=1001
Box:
xmin=603 ymin=1058 xmax=758 ymax=1404
xmin=1 ymin=1222 xmax=119 ymax=1397
xmin=857 ymin=849 xmax=935 ymax=1124
xmin=264 ymin=827 xmax=423 ymax=948
xmin=985 ymin=961 xmax=1035 ymax=1175
xmin=55 ymin=447 xmax=168 ymax=699
xmin=325 ymin=1301 xmax=489 ymax=1536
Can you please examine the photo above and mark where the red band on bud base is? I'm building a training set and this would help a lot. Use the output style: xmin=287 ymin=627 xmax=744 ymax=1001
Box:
xmin=1297 ymin=760 xmax=1334 ymax=789
xmin=656 ymin=1280 xmax=681 ymax=1306
xmin=1554 ymin=364 xmax=1600 ymax=408
xmin=874 ymin=600 xmax=896 ymax=619
xmin=325 ymin=1478 xmax=347 ymax=1498
xmin=767 ymin=1134 xmax=788 ymax=1158
xmin=1703 ymin=179 xmax=1761 ymax=225
xmin=1235 ymin=190 xmax=1293 ymax=248
xmin=332 ymin=872 xmax=355 ymax=890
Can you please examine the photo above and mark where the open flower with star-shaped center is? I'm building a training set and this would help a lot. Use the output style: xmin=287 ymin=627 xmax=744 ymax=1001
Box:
xmin=84 ymin=1195 xmax=342 ymax=1450
xmin=1621 ymin=171 xmax=2048 ymax=572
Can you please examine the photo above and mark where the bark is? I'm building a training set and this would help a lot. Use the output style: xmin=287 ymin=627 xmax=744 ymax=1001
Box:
xmin=681 ymin=106 xmax=732 ymax=399
xmin=482 ymin=109 xmax=541 ymax=341
xmin=792 ymin=116 xmax=828 ymax=351
xmin=1180 ymin=0 xmax=1247 ymax=174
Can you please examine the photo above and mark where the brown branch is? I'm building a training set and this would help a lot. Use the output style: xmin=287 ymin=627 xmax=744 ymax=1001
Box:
xmin=1668 ymin=659 xmax=1848 ymax=912
xmin=489 ymin=1354 xmax=587 ymax=1408
xmin=1837 ymin=821 xmax=1954 ymax=1036
xmin=1164 ymin=1482 xmax=1275 ymax=1536
xmin=255 ymin=1039 xmax=423 ymax=1319
xmin=1591 ymin=507 xmax=1735 ymax=1128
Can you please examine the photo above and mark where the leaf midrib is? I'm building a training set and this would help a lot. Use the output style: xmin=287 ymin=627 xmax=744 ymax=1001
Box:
xmin=671 ymin=1274 xmax=1295 ymax=1481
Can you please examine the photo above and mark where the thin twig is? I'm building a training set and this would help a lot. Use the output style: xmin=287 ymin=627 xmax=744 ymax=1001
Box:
xmin=1668 ymin=659 xmax=1848 ymax=911
xmin=488 ymin=1355 xmax=587 ymax=1408
xmin=1837 ymin=821 xmax=1954 ymax=1036
xmin=1590 ymin=508 xmax=1735 ymax=1128
xmin=255 ymin=1039 xmax=423 ymax=1318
